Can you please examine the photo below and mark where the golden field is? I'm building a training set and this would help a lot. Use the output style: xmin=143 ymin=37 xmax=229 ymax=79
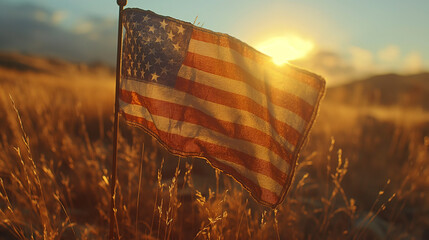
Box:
xmin=0 ymin=52 xmax=428 ymax=239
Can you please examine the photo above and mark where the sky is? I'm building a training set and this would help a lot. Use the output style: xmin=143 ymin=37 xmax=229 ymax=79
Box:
xmin=1 ymin=0 xmax=428 ymax=85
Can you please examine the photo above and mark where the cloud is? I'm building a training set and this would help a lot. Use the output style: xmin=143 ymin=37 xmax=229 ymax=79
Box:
xmin=74 ymin=20 xmax=94 ymax=34
xmin=349 ymin=46 xmax=374 ymax=73
xmin=0 ymin=2 xmax=117 ymax=65
xmin=33 ymin=9 xmax=49 ymax=22
xmin=403 ymin=52 xmax=423 ymax=73
xmin=51 ymin=11 xmax=68 ymax=25
xmin=291 ymin=50 xmax=356 ymax=85
xmin=378 ymin=45 xmax=400 ymax=62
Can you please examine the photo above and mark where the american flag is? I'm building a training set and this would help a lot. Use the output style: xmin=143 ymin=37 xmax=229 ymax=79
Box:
xmin=119 ymin=8 xmax=325 ymax=207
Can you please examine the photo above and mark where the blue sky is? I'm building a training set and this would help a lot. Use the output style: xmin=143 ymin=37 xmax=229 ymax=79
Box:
xmin=2 ymin=0 xmax=428 ymax=84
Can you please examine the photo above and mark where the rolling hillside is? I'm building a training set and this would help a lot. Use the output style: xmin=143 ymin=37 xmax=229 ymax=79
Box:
xmin=325 ymin=73 xmax=429 ymax=110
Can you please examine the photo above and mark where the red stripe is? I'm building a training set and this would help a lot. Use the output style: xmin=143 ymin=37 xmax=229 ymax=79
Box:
xmin=191 ymin=29 xmax=323 ymax=90
xmin=120 ymin=89 xmax=292 ymax=164
xmin=174 ymin=77 xmax=301 ymax=147
xmin=191 ymin=29 xmax=269 ymax=64
xmin=120 ymin=110 xmax=287 ymax=193
xmin=208 ymin=158 xmax=280 ymax=206
xmin=182 ymin=52 xmax=314 ymax=122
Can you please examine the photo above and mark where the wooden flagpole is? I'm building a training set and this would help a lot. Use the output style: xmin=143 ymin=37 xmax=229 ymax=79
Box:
xmin=109 ymin=0 xmax=127 ymax=239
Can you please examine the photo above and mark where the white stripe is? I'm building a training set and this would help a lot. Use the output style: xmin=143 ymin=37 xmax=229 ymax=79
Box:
xmin=119 ymin=98 xmax=290 ymax=175
xmin=178 ymin=65 xmax=307 ymax=133
xmin=214 ymin=157 xmax=283 ymax=195
xmin=121 ymin=78 xmax=296 ymax=152
xmin=188 ymin=38 xmax=319 ymax=106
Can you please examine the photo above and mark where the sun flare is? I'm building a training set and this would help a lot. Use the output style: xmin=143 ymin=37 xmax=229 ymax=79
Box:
xmin=256 ymin=35 xmax=314 ymax=65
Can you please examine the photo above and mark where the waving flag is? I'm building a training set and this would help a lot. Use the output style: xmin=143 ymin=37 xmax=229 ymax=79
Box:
xmin=119 ymin=8 xmax=325 ymax=207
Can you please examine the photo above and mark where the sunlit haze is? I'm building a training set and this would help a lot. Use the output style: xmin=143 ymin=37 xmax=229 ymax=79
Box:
xmin=256 ymin=35 xmax=314 ymax=65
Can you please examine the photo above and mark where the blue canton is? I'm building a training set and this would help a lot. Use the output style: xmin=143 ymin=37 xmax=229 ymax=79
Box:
xmin=122 ymin=9 xmax=192 ymax=88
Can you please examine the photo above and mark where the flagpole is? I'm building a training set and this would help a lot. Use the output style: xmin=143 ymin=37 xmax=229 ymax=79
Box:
xmin=109 ymin=0 xmax=127 ymax=239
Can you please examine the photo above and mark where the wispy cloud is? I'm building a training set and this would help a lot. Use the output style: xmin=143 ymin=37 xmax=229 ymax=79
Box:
xmin=403 ymin=52 xmax=423 ymax=74
xmin=293 ymin=43 xmax=428 ymax=86
xmin=51 ymin=11 xmax=69 ymax=25
xmin=378 ymin=45 xmax=400 ymax=63
xmin=349 ymin=46 xmax=374 ymax=74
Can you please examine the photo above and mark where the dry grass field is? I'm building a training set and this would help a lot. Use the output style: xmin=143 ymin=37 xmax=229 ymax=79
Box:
xmin=0 ymin=52 xmax=428 ymax=239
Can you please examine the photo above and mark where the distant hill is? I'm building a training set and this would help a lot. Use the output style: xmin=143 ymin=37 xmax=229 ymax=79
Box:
xmin=0 ymin=51 xmax=114 ymax=76
xmin=325 ymin=73 xmax=429 ymax=110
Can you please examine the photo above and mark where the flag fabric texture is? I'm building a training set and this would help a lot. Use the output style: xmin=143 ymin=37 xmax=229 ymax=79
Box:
xmin=120 ymin=8 xmax=325 ymax=207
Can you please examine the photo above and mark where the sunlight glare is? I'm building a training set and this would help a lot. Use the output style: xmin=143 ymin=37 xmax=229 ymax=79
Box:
xmin=256 ymin=35 xmax=314 ymax=65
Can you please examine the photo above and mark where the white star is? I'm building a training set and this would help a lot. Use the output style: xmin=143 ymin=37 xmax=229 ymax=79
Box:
xmin=141 ymin=53 xmax=146 ymax=61
xmin=168 ymin=59 xmax=175 ymax=64
xmin=148 ymin=25 xmax=155 ymax=33
xmin=129 ymin=13 xmax=136 ymax=20
xmin=155 ymin=36 xmax=162 ymax=43
xmin=142 ymin=15 xmax=149 ymax=22
xmin=160 ymin=19 xmax=167 ymax=30
xmin=155 ymin=57 xmax=162 ymax=65
xmin=137 ymin=62 xmax=141 ymax=69
xmin=173 ymin=43 xmax=181 ymax=51
xmin=151 ymin=72 xmax=159 ymax=82
xmin=161 ymin=67 xmax=168 ymax=75
xmin=167 ymin=30 xmax=175 ymax=41
xmin=145 ymin=62 xmax=152 ymax=71
xmin=133 ymin=69 xmax=137 ymax=76
xmin=127 ymin=68 xmax=131 ymax=75
xmin=128 ymin=54 xmax=132 ymax=60
xmin=177 ymin=25 xmax=185 ymax=34
xmin=149 ymin=48 xmax=156 ymax=55
xmin=140 ymin=69 xmax=145 ymax=77
xmin=130 ymin=61 xmax=134 ymax=68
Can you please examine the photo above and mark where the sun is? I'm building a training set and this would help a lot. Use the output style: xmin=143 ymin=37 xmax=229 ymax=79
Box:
xmin=255 ymin=34 xmax=314 ymax=65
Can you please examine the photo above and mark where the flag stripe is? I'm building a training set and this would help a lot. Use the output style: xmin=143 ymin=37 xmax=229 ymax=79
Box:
xmin=119 ymin=104 xmax=288 ymax=189
xmin=119 ymin=98 xmax=290 ymax=175
xmin=182 ymin=52 xmax=314 ymax=122
xmin=177 ymin=65 xmax=308 ymax=133
xmin=120 ymin=88 xmax=291 ymax=162
xmin=121 ymin=78 xmax=296 ymax=152
xmin=209 ymin=158 xmax=281 ymax=204
xmin=187 ymin=38 xmax=319 ymax=106
xmin=175 ymin=76 xmax=302 ymax=145
xmin=190 ymin=29 xmax=323 ymax=90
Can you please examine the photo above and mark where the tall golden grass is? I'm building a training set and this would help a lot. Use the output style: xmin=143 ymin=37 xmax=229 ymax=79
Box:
xmin=0 ymin=54 xmax=428 ymax=239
